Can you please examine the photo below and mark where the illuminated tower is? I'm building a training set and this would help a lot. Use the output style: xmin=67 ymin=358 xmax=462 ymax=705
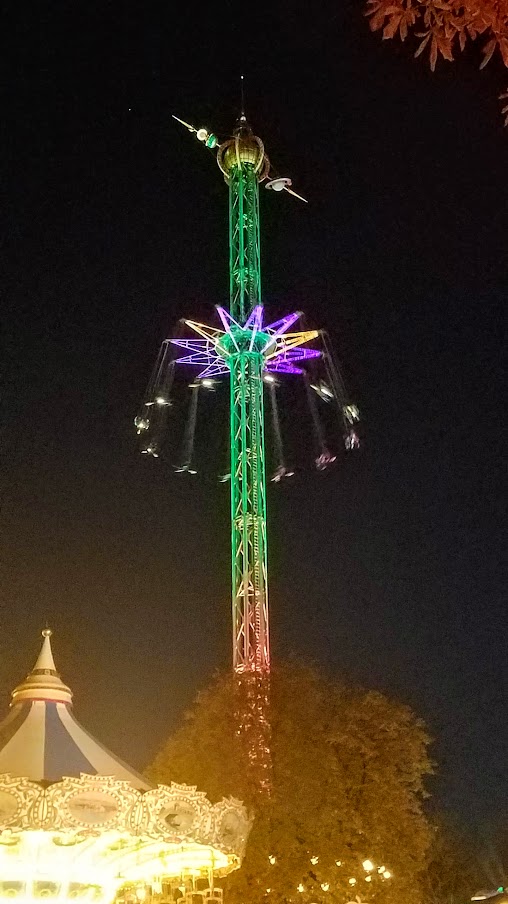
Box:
xmin=163 ymin=111 xmax=317 ymax=790
xmin=181 ymin=114 xmax=317 ymax=790
xmin=137 ymin=104 xmax=359 ymax=792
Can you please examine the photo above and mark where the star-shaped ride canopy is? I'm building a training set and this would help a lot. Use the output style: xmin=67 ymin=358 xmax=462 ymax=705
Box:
xmin=170 ymin=306 xmax=320 ymax=378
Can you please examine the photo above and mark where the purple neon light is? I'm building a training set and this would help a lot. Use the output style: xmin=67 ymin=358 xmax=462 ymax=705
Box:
xmin=171 ymin=338 xmax=215 ymax=351
xmin=262 ymin=313 xmax=303 ymax=353
xmin=248 ymin=305 xmax=264 ymax=350
xmin=170 ymin=310 xmax=317 ymax=381
xmin=174 ymin=353 xmax=222 ymax=365
xmin=198 ymin=363 xmax=230 ymax=378
xmin=265 ymin=362 xmax=303 ymax=374
xmin=270 ymin=348 xmax=321 ymax=364
xmin=244 ymin=305 xmax=264 ymax=331
xmin=264 ymin=311 xmax=302 ymax=336
xmin=216 ymin=306 xmax=243 ymax=334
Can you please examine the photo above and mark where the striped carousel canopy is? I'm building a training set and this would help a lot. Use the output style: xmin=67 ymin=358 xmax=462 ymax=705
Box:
xmin=0 ymin=629 xmax=150 ymax=789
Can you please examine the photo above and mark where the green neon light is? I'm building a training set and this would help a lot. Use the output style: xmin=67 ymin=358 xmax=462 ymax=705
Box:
xmin=226 ymin=153 xmax=269 ymax=679
xmin=148 ymin=113 xmax=324 ymax=791
xmin=167 ymin=116 xmax=317 ymax=790
xmin=229 ymin=166 xmax=261 ymax=324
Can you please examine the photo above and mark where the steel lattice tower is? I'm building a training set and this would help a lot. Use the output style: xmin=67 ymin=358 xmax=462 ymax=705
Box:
xmin=226 ymin=125 xmax=269 ymax=679
xmin=224 ymin=128 xmax=271 ymax=790
xmin=141 ymin=110 xmax=322 ymax=791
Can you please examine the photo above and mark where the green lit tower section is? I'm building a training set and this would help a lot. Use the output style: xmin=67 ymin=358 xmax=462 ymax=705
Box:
xmin=227 ymin=122 xmax=262 ymax=321
xmin=150 ymin=111 xmax=320 ymax=790
xmin=219 ymin=116 xmax=270 ymax=679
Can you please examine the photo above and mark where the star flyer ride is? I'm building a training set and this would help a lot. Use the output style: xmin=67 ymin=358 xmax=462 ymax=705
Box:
xmin=136 ymin=102 xmax=360 ymax=792
xmin=0 ymin=631 xmax=250 ymax=904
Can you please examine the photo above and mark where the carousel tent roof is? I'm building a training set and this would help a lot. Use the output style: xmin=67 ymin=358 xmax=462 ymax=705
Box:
xmin=0 ymin=629 xmax=150 ymax=789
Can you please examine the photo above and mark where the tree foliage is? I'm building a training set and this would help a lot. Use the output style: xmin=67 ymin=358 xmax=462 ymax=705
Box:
xmin=365 ymin=0 xmax=508 ymax=124
xmin=148 ymin=662 xmax=433 ymax=904
xmin=420 ymin=820 xmax=483 ymax=904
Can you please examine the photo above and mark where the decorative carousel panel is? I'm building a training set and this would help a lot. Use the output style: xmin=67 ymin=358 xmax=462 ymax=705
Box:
xmin=158 ymin=797 xmax=198 ymax=835
xmin=0 ymin=791 xmax=20 ymax=825
xmin=125 ymin=797 xmax=149 ymax=834
xmin=210 ymin=798 xmax=251 ymax=857
xmin=0 ymin=776 xmax=250 ymax=863
xmin=0 ymin=776 xmax=43 ymax=831
xmin=49 ymin=776 xmax=139 ymax=831
xmin=66 ymin=790 xmax=120 ymax=827
xmin=144 ymin=784 xmax=213 ymax=841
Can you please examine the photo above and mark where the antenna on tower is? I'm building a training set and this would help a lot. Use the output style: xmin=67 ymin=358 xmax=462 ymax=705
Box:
xmin=172 ymin=114 xmax=218 ymax=149
xmin=240 ymin=74 xmax=246 ymax=120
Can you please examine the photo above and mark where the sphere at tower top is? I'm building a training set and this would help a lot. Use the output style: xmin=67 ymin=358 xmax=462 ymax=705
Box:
xmin=217 ymin=123 xmax=270 ymax=182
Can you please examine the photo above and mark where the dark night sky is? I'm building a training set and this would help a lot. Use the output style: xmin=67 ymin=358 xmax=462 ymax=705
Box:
xmin=1 ymin=1 xmax=506 ymax=846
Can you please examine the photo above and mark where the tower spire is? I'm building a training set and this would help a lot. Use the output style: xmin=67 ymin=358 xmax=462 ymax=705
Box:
xmin=240 ymin=74 xmax=246 ymax=121
xmin=34 ymin=627 xmax=57 ymax=672
xmin=11 ymin=628 xmax=73 ymax=705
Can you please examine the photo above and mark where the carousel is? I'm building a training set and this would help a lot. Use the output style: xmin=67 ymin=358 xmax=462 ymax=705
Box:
xmin=0 ymin=631 xmax=250 ymax=904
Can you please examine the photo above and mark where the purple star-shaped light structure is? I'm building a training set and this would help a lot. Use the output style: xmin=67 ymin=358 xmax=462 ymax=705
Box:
xmin=170 ymin=307 xmax=320 ymax=378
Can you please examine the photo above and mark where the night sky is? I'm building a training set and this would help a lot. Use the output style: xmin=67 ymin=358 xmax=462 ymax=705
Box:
xmin=2 ymin=2 xmax=506 ymax=847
